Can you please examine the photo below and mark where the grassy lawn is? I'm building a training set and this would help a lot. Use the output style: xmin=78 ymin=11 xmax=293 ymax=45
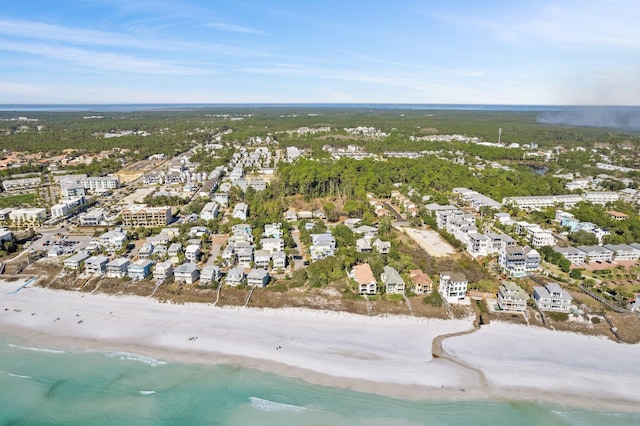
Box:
xmin=0 ymin=193 xmax=37 ymax=208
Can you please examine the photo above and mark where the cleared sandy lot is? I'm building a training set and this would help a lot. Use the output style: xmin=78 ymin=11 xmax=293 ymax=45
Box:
xmin=398 ymin=226 xmax=457 ymax=257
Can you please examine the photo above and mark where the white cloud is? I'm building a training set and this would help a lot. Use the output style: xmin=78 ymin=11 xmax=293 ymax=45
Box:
xmin=0 ymin=41 xmax=209 ymax=75
xmin=207 ymin=22 xmax=268 ymax=36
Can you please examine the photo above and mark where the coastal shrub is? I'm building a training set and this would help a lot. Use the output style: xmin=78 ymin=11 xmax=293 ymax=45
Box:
xmin=386 ymin=294 xmax=404 ymax=302
xmin=268 ymin=284 xmax=288 ymax=293
xmin=423 ymin=289 xmax=443 ymax=307
xmin=591 ymin=316 xmax=602 ymax=324
xmin=547 ymin=312 xmax=569 ymax=322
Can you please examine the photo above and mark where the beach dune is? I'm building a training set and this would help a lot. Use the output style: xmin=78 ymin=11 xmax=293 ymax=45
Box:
xmin=1 ymin=281 xmax=639 ymax=412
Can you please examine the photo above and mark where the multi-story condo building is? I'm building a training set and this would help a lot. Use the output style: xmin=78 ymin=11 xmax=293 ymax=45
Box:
xmin=121 ymin=205 xmax=172 ymax=227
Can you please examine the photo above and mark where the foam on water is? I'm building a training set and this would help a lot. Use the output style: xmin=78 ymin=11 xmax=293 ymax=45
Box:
xmin=103 ymin=351 xmax=166 ymax=367
xmin=138 ymin=390 xmax=157 ymax=396
xmin=8 ymin=343 xmax=66 ymax=354
xmin=7 ymin=373 xmax=32 ymax=379
xmin=249 ymin=396 xmax=307 ymax=413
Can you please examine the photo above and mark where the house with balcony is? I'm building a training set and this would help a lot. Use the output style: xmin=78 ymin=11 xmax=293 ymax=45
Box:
xmin=98 ymin=228 xmax=127 ymax=253
xmin=381 ymin=266 xmax=405 ymax=295
xmin=236 ymin=246 xmax=253 ymax=268
xmin=128 ymin=259 xmax=153 ymax=281
xmin=226 ymin=267 xmax=245 ymax=286
xmin=533 ymin=282 xmax=573 ymax=312
xmin=355 ymin=237 xmax=372 ymax=253
xmin=200 ymin=265 xmax=222 ymax=284
xmin=553 ymin=246 xmax=587 ymax=265
xmin=497 ymin=281 xmax=529 ymax=312
xmin=247 ymin=268 xmax=270 ymax=287
xmin=105 ymin=258 xmax=130 ymax=278
xmin=85 ymin=255 xmax=109 ymax=276
xmin=439 ymin=272 xmax=468 ymax=303
xmin=602 ymin=244 xmax=640 ymax=261
xmin=232 ymin=202 xmax=248 ymax=220
xmin=254 ymin=249 xmax=271 ymax=268
xmin=498 ymin=246 xmax=541 ymax=278
xmin=272 ymin=251 xmax=287 ymax=270
xmin=409 ymin=269 xmax=433 ymax=295
xmin=350 ymin=263 xmax=377 ymax=295
xmin=372 ymin=238 xmax=391 ymax=254
xmin=138 ymin=243 xmax=154 ymax=260
xmin=577 ymin=245 xmax=614 ymax=263
xmin=63 ymin=251 xmax=90 ymax=271
xmin=174 ymin=263 xmax=200 ymax=284
xmin=310 ymin=233 xmax=336 ymax=261
xmin=185 ymin=244 xmax=201 ymax=263
xmin=168 ymin=242 xmax=183 ymax=264
xmin=261 ymin=237 xmax=284 ymax=253
xmin=466 ymin=232 xmax=491 ymax=258
xmin=153 ymin=260 xmax=173 ymax=282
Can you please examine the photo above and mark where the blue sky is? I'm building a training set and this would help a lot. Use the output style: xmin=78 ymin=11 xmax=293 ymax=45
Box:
xmin=1 ymin=0 xmax=639 ymax=105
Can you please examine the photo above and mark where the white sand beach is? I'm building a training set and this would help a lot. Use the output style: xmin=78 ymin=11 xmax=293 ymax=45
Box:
xmin=1 ymin=280 xmax=639 ymax=412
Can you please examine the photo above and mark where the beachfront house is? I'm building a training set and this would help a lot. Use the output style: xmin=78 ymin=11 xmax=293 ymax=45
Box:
xmin=409 ymin=269 xmax=433 ymax=295
xmin=174 ymin=263 xmax=200 ymax=284
xmin=153 ymin=260 xmax=173 ymax=282
xmin=226 ymin=267 xmax=245 ymax=286
xmin=128 ymin=259 xmax=153 ymax=281
xmin=63 ymin=251 xmax=90 ymax=271
xmin=439 ymin=272 xmax=468 ymax=304
xmin=577 ymin=245 xmax=613 ymax=263
xmin=350 ymin=263 xmax=377 ymax=295
xmin=105 ymin=258 xmax=130 ymax=278
xmin=84 ymin=255 xmax=109 ymax=276
xmin=381 ymin=266 xmax=405 ymax=295
xmin=247 ymin=269 xmax=270 ymax=287
xmin=533 ymin=282 xmax=573 ymax=313
xmin=497 ymin=281 xmax=529 ymax=312
xmin=200 ymin=265 xmax=222 ymax=285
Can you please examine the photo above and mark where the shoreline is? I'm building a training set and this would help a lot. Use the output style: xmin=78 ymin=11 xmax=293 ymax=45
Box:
xmin=2 ymin=284 xmax=640 ymax=413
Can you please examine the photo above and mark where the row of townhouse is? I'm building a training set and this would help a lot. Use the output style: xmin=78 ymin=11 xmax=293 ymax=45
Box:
xmin=283 ymin=208 xmax=326 ymax=222
xmin=2 ymin=208 xmax=47 ymax=225
xmin=74 ymin=251 xmax=223 ymax=286
xmin=452 ymin=187 xmax=502 ymax=212
xmin=2 ymin=176 xmax=41 ymax=192
xmin=230 ymin=177 xmax=267 ymax=192
xmin=553 ymin=243 xmax=640 ymax=265
xmin=503 ymin=191 xmax=619 ymax=210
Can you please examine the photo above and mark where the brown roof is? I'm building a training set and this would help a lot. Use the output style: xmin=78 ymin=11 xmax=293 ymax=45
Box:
xmin=352 ymin=264 xmax=376 ymax=284
xmin=606 ymin=210 xmax=628 ymax=218
xmin=409 ymin=269 xmax=433 ymax=285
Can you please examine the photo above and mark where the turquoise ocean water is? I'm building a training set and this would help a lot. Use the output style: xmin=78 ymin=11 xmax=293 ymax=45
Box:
xmin=0 ymin=337 xmax=638 ymax=426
